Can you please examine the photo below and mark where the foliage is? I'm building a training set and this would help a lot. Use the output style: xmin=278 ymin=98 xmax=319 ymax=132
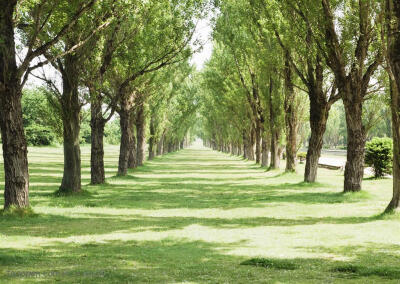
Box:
xmin=25 ymin=125 xmax=55 ymax=146
xmin=80 ymin=110 xmax=91 ymax=145
xmin=365 ymin=137 xmax=393 ymax=178
xmin=22 ymin=88 xmax=62 ymax=145
xmin=104 ymin=119 xmax=121 ymax=145
xmin=297 ymin=152 xmax=307 ymax=163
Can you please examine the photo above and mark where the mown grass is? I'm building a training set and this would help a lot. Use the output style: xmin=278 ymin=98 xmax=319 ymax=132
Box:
xmin=0 ymin=143 xmax=399 ymax=283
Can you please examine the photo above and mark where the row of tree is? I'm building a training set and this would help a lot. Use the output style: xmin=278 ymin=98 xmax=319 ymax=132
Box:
xmin=198 ymin=0 xmax=400 ymax=213
xmin=0 ymin=0 xmax=203 ymax=209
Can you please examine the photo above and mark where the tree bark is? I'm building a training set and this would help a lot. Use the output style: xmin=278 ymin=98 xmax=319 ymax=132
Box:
xmin=148 ymin=116 xmax=155 ymax=160
xmin=0 ymin=1 xmax=29 ymax=208
xmin=118 ymin=107 xmax=134 ymax=176
xmin=385 ymin=0 xmax=400 ymax=212
xmin=387 ymin=80 xmax=400 ymax=211
xmin=136 ymin=104 xmax=145 ymax=166
xmin=90 ymin=99 xmax=106 ymax=185
xmin=284 ymin=58 xmax=297 ymax=172
xmin=261 ymin=134 xmax=269 ymax=167
xmin=249 ymin=127 xmax=256 ymax=160
xmin=342 ymin=86 xmax=366 ymax=192
xmin=157 ymin=131 xmax=165 ymax=156
xmin=270 ymin=130 xmax=280 ymax=169
xmin=255 ymin=122 xmax=261 ymax=164
xmin=59 ymin=53 xmax=81 ymax=193
xmin=127 ymin=130 xmax=137 ymax=168
xmin=304 ymin=96 xmax=331 ymax=182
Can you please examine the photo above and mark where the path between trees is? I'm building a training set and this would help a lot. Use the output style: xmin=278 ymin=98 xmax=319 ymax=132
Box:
xmin=0 ymin=144 xmax=398 ymax=282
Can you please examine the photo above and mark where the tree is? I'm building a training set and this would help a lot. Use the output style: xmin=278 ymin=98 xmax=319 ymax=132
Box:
xmin=384 ymin=0 xmax=400 ymax=212
xmin=36 ymin=1 xmax=112 ymax=193
xmin=0 ymin=0 xmax=98 ymax=208
xmin=108 ymin=0 xmax=204 ymax=176
xmin=320 ymin=0 xmax=384 ymax=192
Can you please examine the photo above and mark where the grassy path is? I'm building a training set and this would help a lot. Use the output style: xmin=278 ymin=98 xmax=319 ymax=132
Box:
xmin=0 ymin=145 xmax=399 ymax=283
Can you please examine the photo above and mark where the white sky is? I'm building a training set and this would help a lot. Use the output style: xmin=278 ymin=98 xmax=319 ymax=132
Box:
xmin=190 ymin=16 xmax=213 ymax=71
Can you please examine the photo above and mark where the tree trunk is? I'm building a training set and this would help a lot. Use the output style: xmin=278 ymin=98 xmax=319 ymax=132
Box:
xmin=343 ymin=97 xmax=366 ymax=192
xmin=304 ymin=99 xmax=330 ymax=182
xmin=136 ymin=105 xmax=145 ymax=166
xmin=127 ymin=131 xmax=137 ymax=168
xmin=0 ymin=1 xmax=29 ymax=208
xmin=243 ymin=131 xmax=248 ymax=159
xmin=157 ymin=131 xmax=165 ymax=156
xmin=255 ymin=122 xmax=261 ymax=164
xmin=385 ymin=0 xmax=400 ymax=212
xmin=270 ymin=130 xmax=280 ymax=169
xmin=387 ymin=78 xmax=400 ymax=211
xmin=90 ymin=99 xmax=106 ymax=185
xmin=284 ymin=58 xmax=297 ymax=172
xmin=118 ymin=108 xmax=134 ymax=176
xmin=248 ymin=128 xmax=255 ymax=161
xmin=59 ymin=54 xmax=81 ymax=193
xmin=261 ymin=135 xmax=269 ymax=167
xmin=148 ymin=116 xmax=155 ymax=160
xmin=163 ymin=138 xmax=168 ymax=154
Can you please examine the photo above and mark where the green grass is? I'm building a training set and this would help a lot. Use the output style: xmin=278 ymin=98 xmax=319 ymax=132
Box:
xmin=0 ymin=144 xmax=399 ymax=283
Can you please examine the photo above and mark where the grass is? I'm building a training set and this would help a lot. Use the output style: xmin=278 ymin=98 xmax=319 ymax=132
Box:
xmin=0 ymin=143 xmax=399 ymax=283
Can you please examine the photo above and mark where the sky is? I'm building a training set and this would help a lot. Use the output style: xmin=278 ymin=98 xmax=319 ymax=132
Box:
xmin=190 ymin=16 xmax=214 ymax=71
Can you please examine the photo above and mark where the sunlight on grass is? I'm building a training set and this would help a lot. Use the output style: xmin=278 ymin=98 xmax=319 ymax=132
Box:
xmin=0 ymin=144 xmax=399 ymax=283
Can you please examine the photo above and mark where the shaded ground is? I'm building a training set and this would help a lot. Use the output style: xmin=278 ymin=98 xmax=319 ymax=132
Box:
xmin=0 ymin=144 xmax=399 ymax=283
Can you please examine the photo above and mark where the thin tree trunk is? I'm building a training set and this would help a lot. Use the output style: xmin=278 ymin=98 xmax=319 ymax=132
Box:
xmin=284 ymin=58 xmax=297 ymax=172
xmin=248 ymin=128 xmax=255 ymax=161
xmin=148 ymin=116 xmax=155 ymax=160
xmin=136 ymin=104 xmax=145 ymax=166
xmin=118 ymin=108 xmax=134 ymax=176
xmin=270 ymin=130 xmax=280 ymax=169
xmin=261 ymin=134 xmax=269 ymax=167
xmin=255 ymin=122 xmax=261 ymax=164
xmin=157 ymin=131 xmax=165 ymax=156
xmin=387 ymin=80 xmax=400 ymax=211
xmin=0 ymin=1 xmax=29 ymax=208
xmin=163 ymin=138 xmax=168 ymax=154
xmin=59 ymin=53 xmax=81 ymax=193
xmin=385 ymin=0 xmax=400 ymax=212
xmin=127 ymin=116 xmax=137 ymax=169
xmin=243 ymin=131 xmax=248 ymax=159
xmin=90 ymin=99 xmax=106 ymax=185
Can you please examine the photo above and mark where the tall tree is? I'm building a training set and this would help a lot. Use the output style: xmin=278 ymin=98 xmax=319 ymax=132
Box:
xmin=0 ymin=0 xmax=97 ymax=207
xmin=38 ymin=1 xmax=111 ymax=193
xmin=385 ymin=0 xmax=400 ymax=212
xmin=320 ymin=0 xmax=383 ymax=192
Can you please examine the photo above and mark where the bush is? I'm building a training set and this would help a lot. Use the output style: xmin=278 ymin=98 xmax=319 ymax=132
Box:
xmin=22 ymin=88 xmax=63 ymax=144
xmin=365 ymin=137 xmax=393 ymax=178
xmin=105 ymin=119 xmax=121 ymax=145
xmin=297 ymin=152 xmax=307 ymax=163
xmin=25 ymin=125 xmax=55 ymax=146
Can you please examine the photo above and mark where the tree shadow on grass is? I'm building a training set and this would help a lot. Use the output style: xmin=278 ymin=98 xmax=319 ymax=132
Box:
xmin=1 ymin=240 xmax=400 ymax=283
xmin=0 ymin=210 xmax=383 ymax=240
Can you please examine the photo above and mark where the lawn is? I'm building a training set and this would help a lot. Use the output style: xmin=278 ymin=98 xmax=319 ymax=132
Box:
xmin=0 ymin=144 xmax=399 ymax=283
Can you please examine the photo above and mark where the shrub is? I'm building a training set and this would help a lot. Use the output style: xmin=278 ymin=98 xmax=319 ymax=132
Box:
xmin=25 ymin=125 xmax=55 ymax=146
xmin=297 ymin=152 xmax=307 ymax=163
xmin=105 ymin=119 xmax=121 ymax=145
xmin=365 ymin=137 xmax=393 ymax=178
